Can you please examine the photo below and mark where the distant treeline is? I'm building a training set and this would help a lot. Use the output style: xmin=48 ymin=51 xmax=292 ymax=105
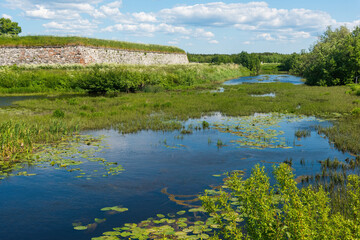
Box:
xmin=188 ymin=52 xmax=294 ymax=74
xmin=189 ymin=25 xmax=360 ymax=86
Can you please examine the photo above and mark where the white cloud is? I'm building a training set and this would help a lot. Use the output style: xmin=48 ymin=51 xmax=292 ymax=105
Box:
xmin=1 ymin=14 xmax=12 ymax=19
xmin=43 ymin=19 xmax=97 ymax=34
xmin=106 ymin=1 xmax=122 ymax=8
xmin=132 ymin=12 xmax=157 ymax=22
xmin=3 ymin=0 xmax=360 ymax=45
xmin=257 ymin=33 xmax=275 ymax=41
xmin=243 ymin=41 xmax=252 ymax=45
xmin=159 ymin=2 xmax=334 ymax=31
xmin=194 ymin=28 xmax=214 ymax=38
xmin=209 ymin=40 xmax=219 ymax=44
xmin=25 ymin=5 xmax=56 ymax=19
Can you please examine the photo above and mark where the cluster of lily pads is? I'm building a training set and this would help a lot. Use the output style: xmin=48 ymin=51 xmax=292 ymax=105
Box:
xmin=211 ymin=114 xmax=312 ymax=149
xmin=86 ymin=206 xmax=220 ymax=240
xmin=73 ymin=205 xmax=129 ymax=232
xmin=0 ymin=134 xmax=124 ymax=180
xmin=33 ymin=135 xmax=124 ymax=179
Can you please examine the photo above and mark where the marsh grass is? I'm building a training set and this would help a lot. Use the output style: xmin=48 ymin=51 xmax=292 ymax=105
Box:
xmin=295 ymin=129 xmax=311 ymax=138
xmin=0 ymin=36 xmax=185 ymax=53
xmin=1 ymin=81 xmax=360 ymax=173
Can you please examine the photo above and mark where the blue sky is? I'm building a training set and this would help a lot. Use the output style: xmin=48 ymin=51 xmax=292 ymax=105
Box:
xmin=1 ymin=0 xmax=360 ymax=54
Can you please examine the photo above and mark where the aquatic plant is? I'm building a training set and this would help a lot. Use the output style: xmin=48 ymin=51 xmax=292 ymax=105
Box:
xmin=294 ymin=129 xmax=311 ymax=138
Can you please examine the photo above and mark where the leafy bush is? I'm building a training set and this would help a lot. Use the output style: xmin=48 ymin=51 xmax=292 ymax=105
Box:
xmin=201 ymin=164 xmax=360 ymax=239
xmin=52 ymin=109 xmax=65 ymax=118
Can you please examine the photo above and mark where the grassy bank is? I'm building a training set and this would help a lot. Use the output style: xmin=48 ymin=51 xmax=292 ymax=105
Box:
xmin=0 ymin=36 xmax=185 ymax=53
xmin=0 ymin=82 xmax=358 ymax=164
xmin=259 ymin=63 xmax=286 ymax=74
xmin=0 ymin=63 xmax=250 ymax=94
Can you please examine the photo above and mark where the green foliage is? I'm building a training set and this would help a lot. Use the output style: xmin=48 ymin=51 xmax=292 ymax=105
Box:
xmin=201 ymin=164 xmax=360 ymax=239
xmin=0 ymin=18 xmax=21 ymax=36
xmin=0 ymin=63 xmax=250 ymax=93
xmin=188 ymin=52 xmax=265 ymax=74
xmin=295 ymin=26 xmax=360 ymax=86
xmin=0 ymin=35 xmax=184 ymax=53
xmin=52 ymin=109 xmax=65 ymax=118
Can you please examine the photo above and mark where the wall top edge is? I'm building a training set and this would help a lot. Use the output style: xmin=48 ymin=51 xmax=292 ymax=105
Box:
xmin=0 ymin=45 xmax=187 ymax=55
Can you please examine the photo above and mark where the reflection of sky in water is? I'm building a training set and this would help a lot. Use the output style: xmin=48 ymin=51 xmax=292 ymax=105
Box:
xmin=251 ymin=93 xmax=276 ymax=97
xmin=0 ymin=95 xmax=42 ymax=107
xmin=0 ymin=113 xmax=351 ymax=240
xmin=224 ymin=74 xmax=304 ymax=85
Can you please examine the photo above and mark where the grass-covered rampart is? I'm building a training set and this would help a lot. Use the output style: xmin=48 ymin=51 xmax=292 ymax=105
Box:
xmin=0 ymin=36 xmax=185 ymax=53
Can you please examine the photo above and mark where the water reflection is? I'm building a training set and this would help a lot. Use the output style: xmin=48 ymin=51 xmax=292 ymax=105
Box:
xmin=224 ymin=74 xmax=304 ymax=85
xmin=0 ymin=113 xmax=351 ymax=240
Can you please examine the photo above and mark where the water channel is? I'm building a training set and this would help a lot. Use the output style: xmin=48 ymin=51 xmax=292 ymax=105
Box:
xmin=0 ymin=75 xmax=351 ymax=240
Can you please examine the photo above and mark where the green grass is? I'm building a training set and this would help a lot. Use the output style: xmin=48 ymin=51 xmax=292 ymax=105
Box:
xmin=0 ymin=63 xmax=250 ymax=93
xmin=259 ymin=63 xmax=285 ymax=74
xmin=0 ymin=36 xmax=185 ymax=53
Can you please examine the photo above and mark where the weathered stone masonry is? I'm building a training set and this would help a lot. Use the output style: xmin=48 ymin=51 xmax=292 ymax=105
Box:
xmin=0 ymin=46 xmax=189 ymax=66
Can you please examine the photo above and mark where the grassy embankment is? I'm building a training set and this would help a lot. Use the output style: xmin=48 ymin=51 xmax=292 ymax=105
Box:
xmin=0 ymin=63 xmax=249 ymax=94
xmin=259 ymin=63 xmax=285 ymax=74
xmin=0 ymin=36 xmax=185 ymax=53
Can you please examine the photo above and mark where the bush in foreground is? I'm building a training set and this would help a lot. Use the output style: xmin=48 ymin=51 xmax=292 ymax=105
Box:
xmin=201 ymin=164 xmax=360 ymax=239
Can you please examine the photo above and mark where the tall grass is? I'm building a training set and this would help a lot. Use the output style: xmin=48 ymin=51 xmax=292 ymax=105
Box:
xmin=0 ymin=36 xmax=185 ymax=53
xmin=0 ymin=63 xmax=250 ymax=93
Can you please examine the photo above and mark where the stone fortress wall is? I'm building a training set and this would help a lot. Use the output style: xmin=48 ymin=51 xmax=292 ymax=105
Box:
xmin=0 ymin=46 xmax=189 ymax=66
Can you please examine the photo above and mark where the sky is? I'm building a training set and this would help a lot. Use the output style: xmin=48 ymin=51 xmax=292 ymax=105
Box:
xmin=1 ymin=0 xmax=360 ymax=54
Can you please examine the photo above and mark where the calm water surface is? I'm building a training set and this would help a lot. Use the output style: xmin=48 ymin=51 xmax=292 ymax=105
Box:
xmin=0 ymin=96 xmax=42 ymax=107
xmin=224 ymin=74 xmax=304 ymax=85
xmin=0 ymin=113 xmax=352 ymax=240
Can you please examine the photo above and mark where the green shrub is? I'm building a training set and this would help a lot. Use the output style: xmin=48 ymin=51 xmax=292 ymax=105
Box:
xmin=52 ymin=109 xmax=65 ymax=118
xmin=201 ymin=164 xmax=360 ymax=239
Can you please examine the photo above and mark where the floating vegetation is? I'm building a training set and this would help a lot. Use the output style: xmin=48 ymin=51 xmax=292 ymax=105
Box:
xmin=92 ymin=210 xmax=216 ymax=240
xmin=101 ymin=206 xmax=129 ymax=213
xmin=212 ymin=113 xmax=309 ymax=149
xmin=0 ymin=134 xmax=124 ymax=180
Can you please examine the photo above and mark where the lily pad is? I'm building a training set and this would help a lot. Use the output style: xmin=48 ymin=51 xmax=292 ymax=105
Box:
xmin=74 ymin=226 xmax=88 ymax=231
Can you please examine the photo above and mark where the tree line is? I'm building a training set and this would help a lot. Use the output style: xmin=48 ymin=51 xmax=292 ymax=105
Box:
xmin=189 ymin=25 xmax=360 ymax=86
xmin=188 ymin=52 xmax=292 ymax=74
xmin=291 ymin=26 xmax=360 ymax=86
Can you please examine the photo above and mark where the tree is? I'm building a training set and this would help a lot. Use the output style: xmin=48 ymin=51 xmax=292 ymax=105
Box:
xmin=299 ymin=26 xmax=358 ymax=86
xmin=0 ymin=18 xmax=21 ymax=36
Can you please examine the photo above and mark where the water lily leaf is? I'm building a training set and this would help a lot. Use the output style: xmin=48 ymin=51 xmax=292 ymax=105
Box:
xmin=74 ymin=226 xmax=87 ymax=230
xmin=91 ymin=236 xmax=119 ymax=240
xmin=156 ymin=214 xmax=165 ymax=218
xmin=101 ymin=207 xmax=113 ymax=211
xmin=103 ymin=231 xmax=121 ymax=236
xmin=176 ymin=210 xmax=186 ymax=215
xmin=95 ymin=218 xmax=106 ymax=224
xmin=188 ymin=207 xmax=205 ymax=213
